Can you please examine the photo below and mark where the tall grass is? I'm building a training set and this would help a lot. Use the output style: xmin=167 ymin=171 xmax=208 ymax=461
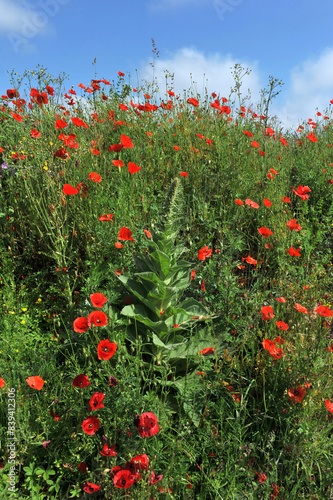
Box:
xmin=0 ymin=64 xmax=333 ymax=499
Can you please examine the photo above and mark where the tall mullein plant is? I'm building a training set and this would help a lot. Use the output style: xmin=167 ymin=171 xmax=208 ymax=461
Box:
xmin=117 ymin=178 xmax=215 ymax=367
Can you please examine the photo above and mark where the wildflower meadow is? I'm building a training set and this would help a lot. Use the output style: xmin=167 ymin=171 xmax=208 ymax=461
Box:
xmin=0 ymin=64 xmax=333 ymax=499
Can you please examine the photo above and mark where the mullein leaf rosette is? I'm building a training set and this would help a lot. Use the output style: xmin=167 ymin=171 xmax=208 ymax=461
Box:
xmin=116 ymin=179 xmax=222 ymax=424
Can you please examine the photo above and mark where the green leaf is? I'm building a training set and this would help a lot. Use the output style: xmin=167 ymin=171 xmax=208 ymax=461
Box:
xmin=166 ymin=372 xmax=206 ymax=426
xmin=149 ymin=249 xmax=172 ymax=278
xmin=183 ymin=388 xmax=206 ymax=427
xmin=152 ymin=333 xmax=168 ymax=348
xmin=177 ymin=297 xmax=209 ymax=316
xmin=120 ymin=304 xmax=169 ymax=335
xmin=118 ymin=275 xmax=159 ymax=315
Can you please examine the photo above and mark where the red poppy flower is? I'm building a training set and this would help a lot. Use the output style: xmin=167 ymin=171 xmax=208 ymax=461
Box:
xmin=0 ymin=378 xmax=5 ymax=388
xmin=108 ymin=143 xmax=123 ymax=152
xmin=243 ymin=130 xmax=253 ymax=138
xmin=97 ymin=339 xmax=117 ymax=360
xmin=90 ymin=293 xmax=108 ymax=308
xmin=31 ymin=89 xmax=48 ymax=105
xmin=137 ymin=412 xmax=159 ymax=438
xmin=7 ymin=89 xmax=19 ymax=99
xmin=88 ymin=172 xmax=102 ymax=183
xmin=115 ymin=242 xmax=124 ymax=249
xmin=191 ymin=269 xmax=195 ymax=280
xmin=281 ymin=196 xmax=291 ymax=203
xmin=180 ymin=171 xmax=188 ymax=177
xmin=263 ymin=198 xmax=272 ymax=207
xmin=73 ymin=316 xmax=89 ymax=333
xmin=251 ymin=141 xmax=260 ymax=148
xmin=99 ymin=213 xmax=114 ymax=221
xmin=120 ymin=134 xmax=134 ymax=148
xmin=265 ymin=127 xmax=274 ymax=136
xmin=128 ymin=162 xmax=141 ymax=174
xmin=210 ymin=100 xmax=220 ymax=110
xmin=235 ymin=199 xmax=244 ymax=205
xmin=198 ymin=245 xmax=212 ymax=261
xmin=73 ymin=374 xmax=90 ymax=388
xmin=60 ymin=134 xmax=79 ymax=148
xmin=26 ymin=376 xmax=44 ymax=390
xmin=30 ymin=129 xmax=41 ymax=138
xmin=10 ymin=112 xmax=23 ymax=122
xmin=78 ymin=461 xmax=88 ymax=473
xmin=54 ymin=148 xmax=70 ymax=159
xmin=118 ymin=227 xmax=135 ymax=241
xmin=199 ymin=347 xmax=215 ymax=355
xmin=221 ymin=105 xmax=231 ymax=114
xmin=144 ymin=229 xmax=151 ymax=238
xmin=82 ymin=415 xmax=100 ymax=435
xmin=256 ymin=472 xmax=267 ymax=483
xmin=316 ymin=305 xmax=333 ymax=317
xmin=286 ymin=247 xmax=301 ymax=257
xmin=113 ymin=469 xmax=135 ymax=489
xmin=261 ymin=306 xmax=275 ymax=321
xmin=276 ymin=321 xmax=289 ymax=330
xmin=201 ymin=280 xmax=205 ymax=291
xmin=89 ymin=392 xmax=105 ymax=411
xmin=287 ymin=219 xmax=302 ymax=231
xmin=288 ymin=385 xmax=306 ymax=403
xmin=262 ymin=339 xmax=283 ymax=359
xmin=325 ymin=399 xmax=333 ymax=413
xmin=187 ymin=98 xmax=199 ymax=107
xmin=258 ymin=227 xmax=274 ymax=238
xmin=55 ymin=119 xmax=68 ymax=129
xmin=83 ymin=482 xmax=101 ymax=493
xmin=245 ymin=199 xmax=259 ymax=209
xmin=112 ymin=159 xmax=125 ymax=168
xmin=71 ymin=117 xmax=88 ymax=129
xmin=307 ymin=132 xmax=317 ymax=143
xmin=148 ymin=470 xmax=163 ymax=485
xmin=87 ymin=310 xmax=108 ymax=327
xmin=292 ymin=185 xmax=311 ymax=200
xmin=294 ymin=303 xmax=308 ymax=314
xmin=63 ymin=184 xmax=79 ymax=196
xmin=243 ymin=255 xmax=257 ymax=265
xmin=100 ymin=444 xmax=117 ymax=456
xmin=275 ymin=297 xmax=286 ymax=303
xmin=131 ymin=454 xmax=149 ymax=471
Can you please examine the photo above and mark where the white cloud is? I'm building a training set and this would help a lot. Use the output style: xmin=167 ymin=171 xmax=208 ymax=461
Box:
xmin=0 ymin=0 xmax=33 ymax=33
xmin=273 ymin=48 xmax=333 ymax=132
xmin=139 ymin=46 xmax=261 ymax=106
xmin=138 ymin=46 xmax=333 ymax=134
xmin=0 ymin=0 xmax=65 ymax=53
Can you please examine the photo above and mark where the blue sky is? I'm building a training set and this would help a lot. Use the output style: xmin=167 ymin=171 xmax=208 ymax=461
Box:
xmin=1 ymin=0 xmax=333 ymax=132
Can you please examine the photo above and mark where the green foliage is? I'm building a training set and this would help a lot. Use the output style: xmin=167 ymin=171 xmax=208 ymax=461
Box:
xmin=116 ymin=179 xmax=223 ymax=423
xmin=118 ymin=179 xmax=211 ymax=341
xmin=1 ymin=65 xmax=333 ymax=499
